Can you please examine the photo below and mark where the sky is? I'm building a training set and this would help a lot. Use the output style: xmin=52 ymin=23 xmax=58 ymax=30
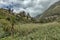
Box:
xmin=0 ymin=0 xmax=59 ymax=17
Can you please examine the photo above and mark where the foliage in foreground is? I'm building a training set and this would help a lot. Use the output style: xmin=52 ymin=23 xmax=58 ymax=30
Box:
xmin=0 ymin=22 xmax=60 ymax=40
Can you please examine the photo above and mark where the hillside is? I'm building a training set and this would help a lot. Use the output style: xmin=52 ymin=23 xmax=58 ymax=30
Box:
xmin=0 ymin=8 xmax=34 ymax=23
xmin=0 ymin=1 xmax=60 ymax=40
xmin=37 ymin=1 xmax=60 ymax=23
xmin=42 ymin=1 xmax=60 ymax=17
xmin=0 ymin=8 xmax=36 ymax=39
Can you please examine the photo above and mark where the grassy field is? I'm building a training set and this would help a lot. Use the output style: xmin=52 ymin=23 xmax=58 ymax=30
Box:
xmin=0 ymin=22 xmax=60 ymax=40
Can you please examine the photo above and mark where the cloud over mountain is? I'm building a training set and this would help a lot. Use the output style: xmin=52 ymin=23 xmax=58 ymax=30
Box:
xmin=0 ymin=0 xmax=59 ymax=17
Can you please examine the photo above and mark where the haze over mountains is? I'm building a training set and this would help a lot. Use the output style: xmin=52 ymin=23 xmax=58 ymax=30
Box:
xmin=0 ymin=0 xmax=60 ymax=23
xmin=0 ymin=0 xmax=59 ymax=17
xmin=36 ymin=1 xmax=60 ymax=23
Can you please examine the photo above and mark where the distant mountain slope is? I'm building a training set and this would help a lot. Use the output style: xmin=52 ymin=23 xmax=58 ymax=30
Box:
xmin=37 ymin=1 xmax=60 ymax=23
xmin=42 ymin=1 xmax=60 ymax=17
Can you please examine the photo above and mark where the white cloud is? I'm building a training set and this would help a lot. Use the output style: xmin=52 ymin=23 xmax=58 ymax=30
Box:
xmin=0 ymin=0 xmax=59 ymax=17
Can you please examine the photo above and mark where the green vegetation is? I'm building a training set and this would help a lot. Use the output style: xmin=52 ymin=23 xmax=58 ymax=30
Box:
xmin=36 ymin=1 xmax=60 ymax=23
xmin=0 ymin=1 xmax=60 ymax=40
xmin=0 ymin=22 xmax=60 ymax=40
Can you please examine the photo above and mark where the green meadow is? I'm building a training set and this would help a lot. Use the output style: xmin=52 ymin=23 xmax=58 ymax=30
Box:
xmin=0 ymin=22 xmax=60 ymax=40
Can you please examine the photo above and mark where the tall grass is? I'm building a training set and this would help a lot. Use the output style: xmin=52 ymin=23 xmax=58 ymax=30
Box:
xmin=0 ymin=22 xmax=60 ymax=40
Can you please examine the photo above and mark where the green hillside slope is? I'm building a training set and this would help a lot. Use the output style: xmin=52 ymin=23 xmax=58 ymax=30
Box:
xmin=38 ymin=1 xmax=60 ymax=23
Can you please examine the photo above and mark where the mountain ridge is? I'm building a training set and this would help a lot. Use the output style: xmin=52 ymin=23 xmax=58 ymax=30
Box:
xmin=36 ymin=1 xmax=60 ymax=23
